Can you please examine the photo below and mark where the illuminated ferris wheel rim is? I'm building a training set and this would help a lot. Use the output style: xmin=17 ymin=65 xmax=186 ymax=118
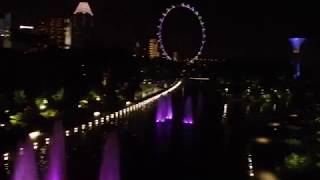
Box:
xmin=157 ymin=3 xmax=207 ymax=61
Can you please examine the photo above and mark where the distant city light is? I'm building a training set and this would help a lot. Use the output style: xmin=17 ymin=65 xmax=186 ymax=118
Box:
xmin=94 ymin=111 xmax=101 ymax=117
xmin=29 ymin=131 xmax=41 ymax=140
xmin=269 ymin=122 xmax=281 ymax=127
xmin=255 ymin=137 xmax=271 ymax=144
xmin=19 ymin=25 xmax=34 ymax=30
xmin=126 ymin=101 xmax=132 ymax=106
xmin=65 ymin=130 xmax=70 ymax=136
xmin=289 ymin=114 xmax=299 ymax=118
xmin=33 ymin=142 xmax=38 ymax=150
xmin=3 ymin=153 xmax=9 ymax=161
xmin=39 ymin=104 xmax=47 ymax=110
xmin=45 ymin=138 xmax=50 ymax=145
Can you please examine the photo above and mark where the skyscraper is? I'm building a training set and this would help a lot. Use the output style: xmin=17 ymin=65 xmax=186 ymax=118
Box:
xmin=36 ymin=18 xmax=72 ymax=49
xmin=149 ymin=39 xmax=160 ymax=59
xmin=72 ymin=2 xmax=94 ymax=49
xmin=0 ymin=13 xmax=12 ymax=48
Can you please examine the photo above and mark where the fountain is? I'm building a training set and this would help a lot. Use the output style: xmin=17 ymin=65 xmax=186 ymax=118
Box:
xmin=45 ymin=122 xmax=66 ymax=180
xmin=165 ymin=95 xmax=173 ymax=120
xmin=156 ymin=96 xmax=166 ymax=123
xmin=156 ymin=96 xmax=173 ymax=123
xmin=99 ymin=132 xmax=120 ymax=180
xmin=183 ymin=96 xmax=193 ymax=124
xmin=12 ymin=140 xmax=39 ymax=180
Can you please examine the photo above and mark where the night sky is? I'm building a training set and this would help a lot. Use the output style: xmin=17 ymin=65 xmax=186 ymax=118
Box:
xmin=2 ymin=0 xmax=320 ymax=58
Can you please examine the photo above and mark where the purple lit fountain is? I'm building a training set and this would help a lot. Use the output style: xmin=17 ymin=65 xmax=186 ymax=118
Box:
xmin=12 ymin=140 xmax=39 ymax=180
xmin=45 ymin=122 xmax=66 ymax=180
xmin=156 ymin=96 xmax=173 ymax=123
xmin=165 ymin=95 xmax=173 ymax=120
xmin=183 ymin=96 xmax=193 ymax=125
xmin=99 ymin=132 xmax=120 ymax=180
xmin=156 ymin=97 xmax=166 ymax=123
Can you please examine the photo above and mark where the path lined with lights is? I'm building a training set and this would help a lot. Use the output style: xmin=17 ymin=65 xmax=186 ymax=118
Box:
xmin=1 ymin=80 xmax=183 ymax=168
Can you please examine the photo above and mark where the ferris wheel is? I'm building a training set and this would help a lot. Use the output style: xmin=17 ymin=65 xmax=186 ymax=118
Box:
xmin=157 ymin=3 xmax=207 ymax=61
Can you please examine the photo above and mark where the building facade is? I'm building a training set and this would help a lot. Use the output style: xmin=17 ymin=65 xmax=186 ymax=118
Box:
xmin=72 ymin=2 xmax=94 ymax=49
xmin=149 ymin=39 xmax=160 ymax=59
xmin=0 ymin=13 xmax=12 ymax=48
xmin=36 ymin=18 xmax=72 ymax=49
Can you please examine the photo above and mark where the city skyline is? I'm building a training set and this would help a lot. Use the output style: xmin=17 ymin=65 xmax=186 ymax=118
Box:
xmin=1 ymin=1 xmax=320 ymax=58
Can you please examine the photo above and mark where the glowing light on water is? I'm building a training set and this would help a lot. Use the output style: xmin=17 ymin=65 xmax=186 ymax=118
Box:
xmin=99 ymin=133 xmax=120 ymax=180
xmin=94 ymin=111 xmax=101 ymax=117
xmin=12 ymin=140 xmax=39 ymax=180
xmin=45 ymin=138 xmax=50 ymax=145
xmin=3 ymin=153 xmax=9 ymax=161
xmin=165 ymin=95 xmax=173 ymax=120
xmin=255 ymin=137 xmax=271 ymax=144
xmin=222 ymin=104 xmax=228 ymax=124
xmin=33 ymin=142 xmax=38 ymax=150
xmin=65 ymin=130 xmax=70 ymax=137
xmin=156 ymin=97 xmax=166 ymax=123
xmin=247 ymin=154 xmax=255 ymax=177
xmin=183 ymin=96 xmax=193 ymax=125
xmin=45 ymin=122 xmax=66 ymax=180
xmin=29 ymin=131 xmax=41 ymax=140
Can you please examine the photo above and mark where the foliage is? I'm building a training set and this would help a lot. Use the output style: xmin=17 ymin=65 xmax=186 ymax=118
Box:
xmin=35 ymin=97 xmax=48 ymax=110
xmin=40 ymin=109 xmax=58 ymax=118
xmin=13 ymin=90 xmax=27 ymax=105
xmin=285 ymin=139 xmax=303 ymax=146
xmin=52 ymin=88 xmax=64 ymax=102
xmin=9 ymin=112 xmax=25 ymax=126
xmin=285 ymin=153 xmax=311 ymax=170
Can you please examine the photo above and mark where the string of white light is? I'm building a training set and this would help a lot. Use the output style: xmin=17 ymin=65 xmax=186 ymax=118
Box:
xmin=157 ymin=3 xmax=206 ymax=61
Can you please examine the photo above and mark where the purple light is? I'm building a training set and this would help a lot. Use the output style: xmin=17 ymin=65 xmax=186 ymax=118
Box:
xmin=99 ymin=132 xmax=120 ymax=180
xmin=156 ymin=97 xmax=166 ymax=123
xmin=183 ymin=96 xmax=193 ymax=125
xmin=156 ymin=96 xmax=173 ymax=123
xmin=12 ymin=140 xmax=39 ymax=180
xmin=165 ymin=95 xmax=173 ymax=120
xmin=289 ymin=38 xmax=306 ymax=54
xmin=46 ymin=122 xmax=66 ymax=180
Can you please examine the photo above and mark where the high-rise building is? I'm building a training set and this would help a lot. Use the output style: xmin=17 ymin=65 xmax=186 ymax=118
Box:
xmin=0 ymin=13 xmax=12 ymax=48
xmin=149 ymin=39 xmax=160 ymax=59
xmin=72 ymin=2 xmax=94 ymax=48
xmin=36 ymin=18 xmax=72 ymax=49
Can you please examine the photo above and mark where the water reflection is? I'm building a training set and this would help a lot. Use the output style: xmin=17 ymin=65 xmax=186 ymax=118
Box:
xmin=183 ymin=96 xmax=193 ymax=125
xmin=12 ymin=140 xmax=39 ymax=180
xmin=99 ymin=132 xmax=120 ymax=180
